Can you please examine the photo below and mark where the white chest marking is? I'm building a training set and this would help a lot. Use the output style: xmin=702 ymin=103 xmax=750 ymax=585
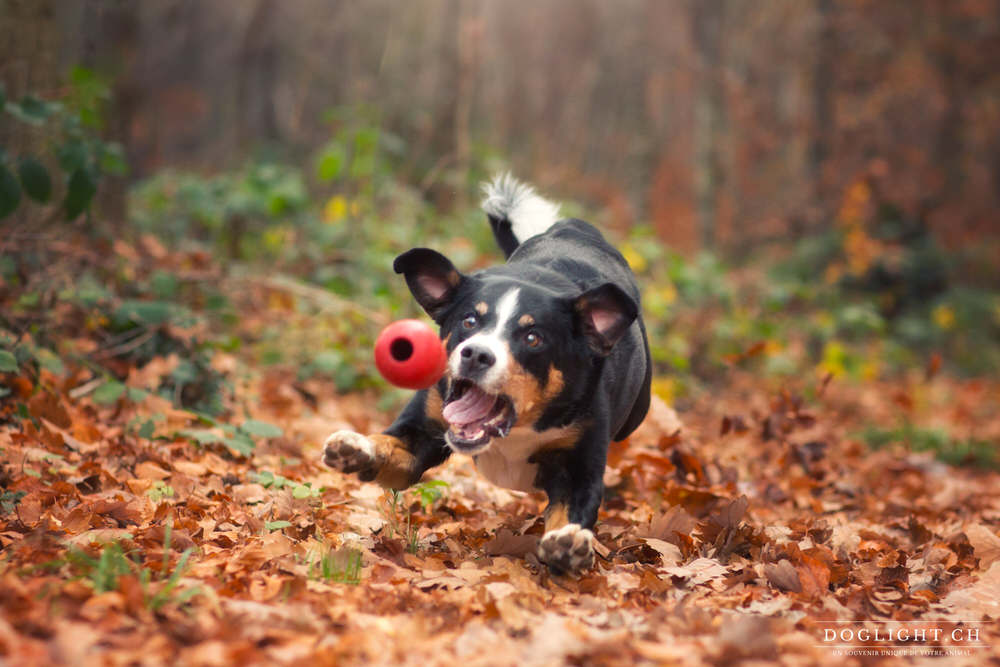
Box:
xmin=473 ymin=425 xmax=577 ymax=493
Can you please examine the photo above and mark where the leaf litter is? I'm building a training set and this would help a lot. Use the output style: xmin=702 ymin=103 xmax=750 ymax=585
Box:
xmin=2 ymin=247 xmax=1000 ymax=666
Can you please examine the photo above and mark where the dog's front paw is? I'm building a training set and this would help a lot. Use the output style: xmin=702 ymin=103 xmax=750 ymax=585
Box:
xmin=538 ymin=523 xmax=595 ymax=573
xmin=322 ymin=430 xmax=376 ymax=474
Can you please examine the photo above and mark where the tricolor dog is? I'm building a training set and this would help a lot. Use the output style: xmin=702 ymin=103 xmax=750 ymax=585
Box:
xmin=323 ymin=174 xmax=651 ymax=572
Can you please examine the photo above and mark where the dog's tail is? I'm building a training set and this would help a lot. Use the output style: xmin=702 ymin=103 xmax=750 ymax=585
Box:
xmin=481 ymin=173 xmax=562 ymax=259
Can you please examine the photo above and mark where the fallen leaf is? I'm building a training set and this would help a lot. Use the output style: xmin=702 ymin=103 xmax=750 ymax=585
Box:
xmin=641 ymin=538 xmax=683 ymax=566
xmin=135 ymin=461 xmax=171 ymax=480
xmin=965 ymin=524 xmax=1000 ymax=570
xmin=483 ymin=529 xmax=539 ymax=557
xmin=662 ymin=557 xmax=728 ymax=586
xmin=764 ymin=559 xmax=802 ymax=593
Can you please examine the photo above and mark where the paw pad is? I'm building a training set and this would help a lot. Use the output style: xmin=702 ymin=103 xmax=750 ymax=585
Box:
xmin=538 ymin=523 xmax=595 ymax=573
xmin=322 ymin=430 xmax=376 ymax=474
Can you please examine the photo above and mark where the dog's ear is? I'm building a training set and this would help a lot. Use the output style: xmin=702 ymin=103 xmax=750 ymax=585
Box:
xmin=394 ymin=248 xmax=466 ymax=322
xmin=572 ymin=283 xmax=638 ymax=356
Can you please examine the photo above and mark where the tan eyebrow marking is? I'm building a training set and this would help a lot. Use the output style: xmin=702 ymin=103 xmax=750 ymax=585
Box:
xmin=518 ymin=314 xmax=534 ymax=327
xmin=475 ymin=302 xmax=488 ymax=315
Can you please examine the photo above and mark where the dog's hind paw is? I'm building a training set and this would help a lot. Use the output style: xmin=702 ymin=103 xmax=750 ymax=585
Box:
xmin=322 ymin=430 xmax=376 ymax=474
xmin=538 ymin=523 xmax=595 ymax=573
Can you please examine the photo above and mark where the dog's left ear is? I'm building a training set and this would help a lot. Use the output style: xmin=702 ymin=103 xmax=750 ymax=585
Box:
xmin=394 ymin=248 xmax=466 ymax=322
xmin=572 ymin=283 xmax=638 ymax=355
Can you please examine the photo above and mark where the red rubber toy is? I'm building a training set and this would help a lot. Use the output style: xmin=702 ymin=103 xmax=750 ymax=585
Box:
xmin=374 ymin=319 xmax=448 ymax=390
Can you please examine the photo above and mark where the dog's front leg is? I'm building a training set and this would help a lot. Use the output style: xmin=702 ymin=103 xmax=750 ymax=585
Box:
xmin=533 ymin=431 xmax=607 ymax=573
xmin=323 ymin=387 xmax=451 ymax=490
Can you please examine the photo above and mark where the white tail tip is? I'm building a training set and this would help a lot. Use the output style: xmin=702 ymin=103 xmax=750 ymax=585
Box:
xmin=481 ymin=173 xmax=561 ymax=245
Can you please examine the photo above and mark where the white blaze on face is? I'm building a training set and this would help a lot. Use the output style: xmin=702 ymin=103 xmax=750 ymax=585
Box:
xmin=450 ymin=288 xmax=520 ymax=393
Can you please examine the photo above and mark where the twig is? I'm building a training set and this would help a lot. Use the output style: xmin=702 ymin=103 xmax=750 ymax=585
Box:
xmin=238 ymin=274 xmax=390 ymax=326
xmin=68 ymin=377 xmax=104 ymax=400
xmin=94 ymin=327 xmax=156 ymax=359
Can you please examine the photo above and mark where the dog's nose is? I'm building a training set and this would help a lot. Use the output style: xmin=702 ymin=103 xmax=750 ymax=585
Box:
xmin=459 ymin=343 xmax=496 ymax=376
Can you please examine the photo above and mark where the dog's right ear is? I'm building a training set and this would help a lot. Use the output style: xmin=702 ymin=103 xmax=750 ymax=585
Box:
xmin=393 ymin=248 xmax=466 ymax=322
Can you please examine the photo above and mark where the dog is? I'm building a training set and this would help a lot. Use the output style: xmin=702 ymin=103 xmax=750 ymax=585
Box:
xmin=323 ymin=174 xmax=651 ymax=572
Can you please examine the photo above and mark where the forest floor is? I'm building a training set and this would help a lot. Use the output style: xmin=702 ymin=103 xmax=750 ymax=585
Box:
xmin=2 ymin=240 xmax=1000 ymax=666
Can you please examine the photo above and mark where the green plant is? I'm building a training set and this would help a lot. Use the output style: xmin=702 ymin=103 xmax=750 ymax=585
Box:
xmin=376 ymin=481 xmax=449 ymax=553
xmin=179 ymin=417 xmax=283 ymax=457
xmin=0 ymin=68 xmax=126 ymax=221
xmin=128 ymin=163 xmax=308 ymax=258
xmin=0 ymin=490 xmax=26 ymax=515
xmin=310 ymin=544 xmax=363 ymax=585
xmin=143 ymin=547 xmax=199 ymax=611
xmin=65 ymin=527 xmax=201 ymax=611
xmin=860 ymin=423 xmax=998 ymax=469
xmin=412 ymin=479 xmax=449 ymax=511
xmin=66 ymin=541 xmax=134 ymax=594
xmin=381 ymin=489 xmax=419 ymax=553
xmin=250 ymin=470 xmax=321 ymax=499
xmin=146 ymin=481 xmax=175 ymax=503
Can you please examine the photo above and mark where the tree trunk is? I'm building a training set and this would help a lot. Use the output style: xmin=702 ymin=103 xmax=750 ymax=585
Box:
xmin=808 ymin=0 xmax=834 ymax=227
xmin=0 ymin=0 xmax=59 ymax=158
xmin=237 ymin=0 xmax=281 ymax=149
xmin=81 ymin=0 xmax=140 ymax=229
xmin=692 ymin=0 xmax=727 ymax=252
xmin=0 ymin=0 xmax=59 ymax=233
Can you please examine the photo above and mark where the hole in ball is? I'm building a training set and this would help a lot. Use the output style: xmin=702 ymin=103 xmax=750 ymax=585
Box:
xmin=389 ymin=337 xmax=414 ymax=362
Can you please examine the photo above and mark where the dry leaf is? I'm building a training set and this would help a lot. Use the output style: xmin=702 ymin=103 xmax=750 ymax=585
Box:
xmin=483 ymin=529 xmax=539 ymax=557
xmin=965 ymin=524 xmax=1000 ymax=570
xmin=764 ymin=559 xmax=802 ymax=593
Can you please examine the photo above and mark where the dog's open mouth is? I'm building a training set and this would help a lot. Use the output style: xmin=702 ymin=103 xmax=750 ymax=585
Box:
xmin=442 ymin=379 xmax=515 ymax=450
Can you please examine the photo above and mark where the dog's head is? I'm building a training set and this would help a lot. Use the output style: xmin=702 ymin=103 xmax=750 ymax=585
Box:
xmin=394 ymin=248 xmax=637 ymax=454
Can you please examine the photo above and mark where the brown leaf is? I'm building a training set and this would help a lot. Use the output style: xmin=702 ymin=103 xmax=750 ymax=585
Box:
xmin=669 ymin=448 xmax=706 ymax=483
xmin=640 ymin=538 xmax=683 ymax=566
xmin=483 ymin=529 xmax=539 ymax=557
xmin=135 ymin=461 xmax=171 ymax=480
xmin=803 ymin=545 xmax=849 ymax=587
xmin=28 ymin=390 xmax=71 ymax=430
xmin=494 ymin=595 xmax=530 ymax=633
xmin=764 ymin=559 xmax=802 ymax=593
xmin=643 ymin=504 xmax=697 ymax=544
xmin=662 ymin=557 xmax=728 ymax=586
xmin=232 ymin=484 xmax=269 ymax=505
xmin=938 ymin=562 xmax=1000 ymax=618
xmin=965 ymin=523 xmax=1000 ymax=570
xmin=715 ymin=615 xmax=776 ymax=661
xmin=797 ymin=553 xmax=831 ymax=598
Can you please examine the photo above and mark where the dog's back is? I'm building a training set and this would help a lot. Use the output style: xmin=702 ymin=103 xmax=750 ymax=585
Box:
xmin=480 ymin=175 xmax=652 ymax=441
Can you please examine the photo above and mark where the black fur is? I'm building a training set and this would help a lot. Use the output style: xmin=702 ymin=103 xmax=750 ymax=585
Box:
xmin=388 ymin=215 xmax=652 ymax=535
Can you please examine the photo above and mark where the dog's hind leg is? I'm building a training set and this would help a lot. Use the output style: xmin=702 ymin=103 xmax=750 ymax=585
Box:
xmin=322 ymin=387 xmax=451 ymax=490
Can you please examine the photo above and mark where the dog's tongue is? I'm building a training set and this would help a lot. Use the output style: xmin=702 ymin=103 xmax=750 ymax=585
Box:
xmin=443 ymin=386 xmax=496 ymax=425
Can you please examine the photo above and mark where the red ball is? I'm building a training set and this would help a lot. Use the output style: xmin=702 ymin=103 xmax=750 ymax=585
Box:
xmin=374 ymin=319 xmax=448 ymax=390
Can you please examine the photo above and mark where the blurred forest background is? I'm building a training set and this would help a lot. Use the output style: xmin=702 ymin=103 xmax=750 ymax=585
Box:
xmin=6 ymin=0 xmax=1000 ymax=247
xmin=6 ymin=3 xmax=1000 ymax=660
xmin=2 ymin=0 xmax=999 ymax=424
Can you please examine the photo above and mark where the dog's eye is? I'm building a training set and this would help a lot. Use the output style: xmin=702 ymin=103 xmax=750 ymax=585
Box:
xmin=525 ymin=331 xmax=542 ymax=348
xmin=462 ymin=315 xmax=478 ymax=329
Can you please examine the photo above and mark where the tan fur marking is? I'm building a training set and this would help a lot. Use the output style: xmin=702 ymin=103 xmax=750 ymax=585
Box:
xmin=369 ymin=434 xmax=418 ymax=490
xmin=504 ymin=358 xmax=566 ymax=427
xmin=518 ymin=314 xmax=534 ymax=327
xmin=424 ymin=385 xmax=445 ymax=426
xmin=447 ymin=270 xmax=461 ymax=287
xmin=476 ymin=302 xmax=488 ymax=315
xmin=544 ymin=502 xmax=569 ymax=532
xmin=534 ymin=423 xmax=582 ymax=453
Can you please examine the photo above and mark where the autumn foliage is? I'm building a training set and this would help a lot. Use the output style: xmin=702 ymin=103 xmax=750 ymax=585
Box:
xmin=2 ymin=233 xmax=999 ymax=665
xmin=2 ymin=2 xmax=1000 ymax=663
